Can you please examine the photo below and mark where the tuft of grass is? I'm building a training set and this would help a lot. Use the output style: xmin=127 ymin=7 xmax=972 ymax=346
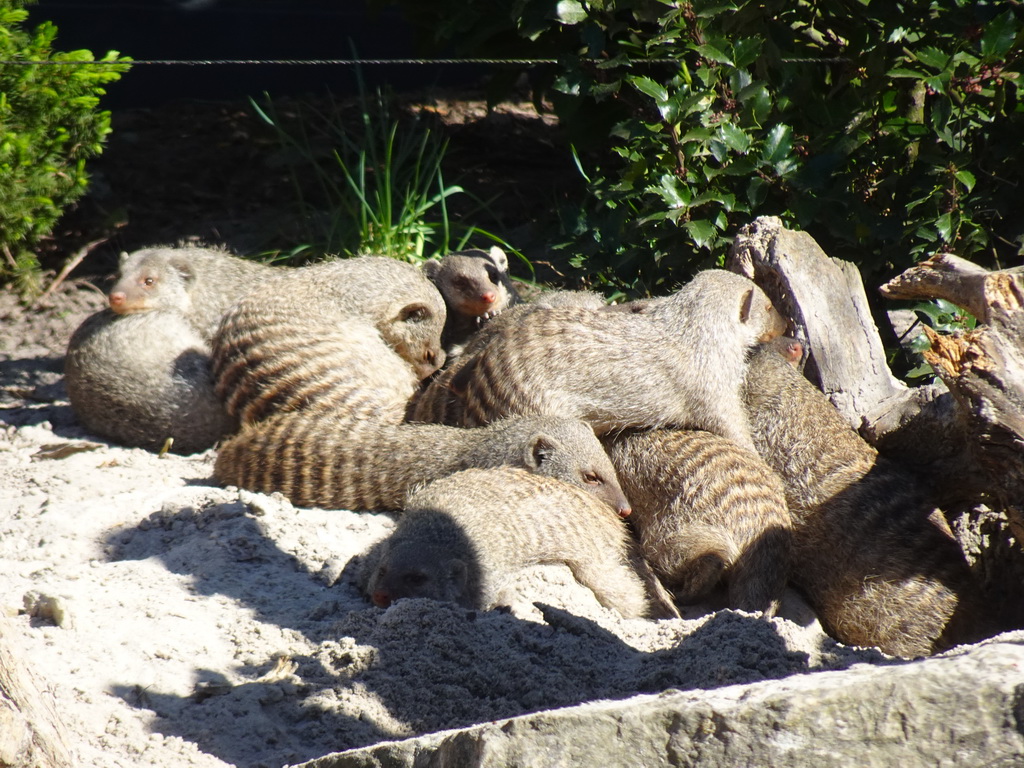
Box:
xmin=251 ymin=83 xmax=513 ymax=265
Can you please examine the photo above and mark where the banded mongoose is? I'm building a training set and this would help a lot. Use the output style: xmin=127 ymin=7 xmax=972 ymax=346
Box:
xmin=744 ymin=338 xmax=988 ymax=656
xmin=64 ymin=309 xmax=236 ymax=454
xmin=215 ymin=414 xmax=632 ymax=515
xmin=440 ymin=269 xmax=787 ymax=452
xmin=211 ymin=256 xmax=447 ymax=425
xmin=604 ymin=428 xmax=792 ymax=615
xmin=362 ymin=467 xmax=654 ymax=618
xmin=422 ymin=246 xmax=522 ymax=356
xmin=408 ymin=290 xmax=611 ymax=424
xmin=107 ymin=246 xmax=276 ymax=341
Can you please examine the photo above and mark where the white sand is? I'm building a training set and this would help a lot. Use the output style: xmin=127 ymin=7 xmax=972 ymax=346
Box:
xmin=0 ymin=285 xmax=886 ymax=768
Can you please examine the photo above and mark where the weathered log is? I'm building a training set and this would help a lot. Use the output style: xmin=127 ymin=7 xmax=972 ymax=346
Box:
xmin=729 ymin=218 xmax=1024 ymax=505
xmin=728 ymin=216 xmax=916 ymax=433
xmin=881 ymin=255 xmax=1024 ymax=508
xmin=731 ymin=220 xmax=1022 ymax=638
xmin=878 ymin=252 xmax=1024 ymax=328
xmin=0 ymin=616 xmax=72 ymax=768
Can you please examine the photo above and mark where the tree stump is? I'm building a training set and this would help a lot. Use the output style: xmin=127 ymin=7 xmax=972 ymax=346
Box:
xmin=729 ymin=217 xmax=1024 ymax=638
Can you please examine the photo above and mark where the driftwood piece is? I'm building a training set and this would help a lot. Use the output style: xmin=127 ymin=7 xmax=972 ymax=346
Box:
xmin=729 ymin=217 xmax=1024 ymax=505
xmin=728 ymin=216 xmax=918 ymax=433
xmin=730 ymin=218 xmax=1023 ymax=641
xmin=878 ymin=252 xmax=1024 ymax=327
xmin=881 ymin=255 xmax=1024 ymax=508
xmin=0 ymin=615 xmax=72 ymax=767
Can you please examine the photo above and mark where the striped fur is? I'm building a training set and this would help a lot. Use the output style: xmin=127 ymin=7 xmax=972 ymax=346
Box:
xmin=362 ymin=467 xmax=652 ymax=618
xmin=214 ymin=414 xmax=631 ymax=514
xmin=65 ymin=309 xmax=236 ymax=454
xmin=605 ymin=428 xmax=791 ymax=616
xmin=745 ymin=340 xmax=988 ymax=656
xmin=429 ymin=270 xmax=786 ymax=452
xmin=211 ymin=256 xmax=446 ymax=425
xmin=214 ymin=314 xmax=418 ymax=425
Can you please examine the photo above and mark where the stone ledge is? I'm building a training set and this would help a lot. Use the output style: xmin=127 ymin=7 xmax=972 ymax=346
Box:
xmin=295 ymin=634 xmax=1024 ymax=768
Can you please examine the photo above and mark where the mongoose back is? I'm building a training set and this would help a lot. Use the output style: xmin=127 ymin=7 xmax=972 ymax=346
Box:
xmin=217 ymin=316 xmax=421 ymax=426
xmin=107 ymin=246 xmax=276 ymax=341
xmin=211 ymin=256 xmax=446 ymax=424
xmin=422 ymin=246 xmax=522 ymax=356
xmin=604 ymin=428 xmax=792 ymax=615
xmin=408 ymin=302 xmax=535 ymax=424
xmin=64 ymin=309 xmax=236 ymax=454
xmin=744 ymin=338 xmax=988 ymax=656
xmin=215 ymin=414 xmax=631 ymax=515
xmin=447 ymin=269 xmax=787 ymax=451
xmin=362 ymin=467 xmax=653 ymax=618
xmin=408 ymin=291 xmax=609 ymax=425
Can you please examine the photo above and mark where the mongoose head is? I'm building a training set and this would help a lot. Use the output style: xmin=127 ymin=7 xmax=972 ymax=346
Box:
xmin=315 ymin=256 xmax=448 ymax=380
xmin=108 ymin=249 xmax=194 ymax=315
xmin=737 ymin=281 xmax=789 ymax=343
xmin=367 ymin=541 xmax=471 ymax=608
xmin=519 ymin=420 xmax=632 ymax=518
xmin=765 ymin=335 xmax=804 ymax=367
xmin=654 ymin=269 xmax=789 ymax=344
xmin=422 ymin=246 xmax=518 ymax=320
xmin=381 ymin=300 xmax=447 ymax=379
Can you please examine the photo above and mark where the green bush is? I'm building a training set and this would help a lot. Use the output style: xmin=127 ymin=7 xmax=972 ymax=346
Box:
xmin=0 ymin=0 xmax=129 ymax=293
xmin=381 ymin=0 xmax=1023 ymax=295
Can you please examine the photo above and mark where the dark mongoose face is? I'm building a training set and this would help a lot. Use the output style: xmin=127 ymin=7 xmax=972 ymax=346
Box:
xmin=368 ymin=542 xmax=470 ymax=608
xmin=764 ymin=336 xmax=804 ymax=367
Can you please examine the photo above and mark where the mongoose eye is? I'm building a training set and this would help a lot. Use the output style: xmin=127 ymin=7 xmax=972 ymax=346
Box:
xmin=453 ymin=276 xmax=473 ymax=291
xmin=403 ymin=572 xmax=429 ymax=588
xmin=143 ymin=277 xmax=156 ymax=287
xmin=583 ymin=472 xmax=603 ymax=485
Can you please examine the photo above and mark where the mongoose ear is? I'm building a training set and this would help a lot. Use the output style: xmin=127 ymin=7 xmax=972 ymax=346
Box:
xmin=399 ymin=302 xmax=432 ymax=323
xmin=421 ymin=260 xmax=440 ymax=279
xmin=118 ymin=251 xmax=130 ymax=268
xmin=168 ymin=254 xmax=197 ymax=283
xmin=487 ymin=246 xmax=509 ymax=272
xmin=527 ymin=434 xmax=556 ymax=469
xmin=739 ymin=287 xmax=755 ymax=324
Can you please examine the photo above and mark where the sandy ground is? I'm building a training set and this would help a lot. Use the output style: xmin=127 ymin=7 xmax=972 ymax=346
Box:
xmin=2 ymin=282 xmax=899 ymax=768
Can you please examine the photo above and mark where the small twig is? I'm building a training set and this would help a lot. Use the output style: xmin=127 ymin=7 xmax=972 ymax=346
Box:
xmin=2 ymin=243 xmax=17 ymax=271
xmin=35 ymin=237 xmax=110 ymax=306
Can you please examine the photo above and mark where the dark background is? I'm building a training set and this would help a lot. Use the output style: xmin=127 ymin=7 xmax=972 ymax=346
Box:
xmin=27 ymin=0 xmax=484 ymax=106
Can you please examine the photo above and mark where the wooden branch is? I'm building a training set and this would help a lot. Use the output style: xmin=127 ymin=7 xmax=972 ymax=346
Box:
xmin=922 ymin=319 xmax=1024 ymax=507
xmin=729 ymin=218 xmax=1024 ymax=505
xmin=879 ymin=252 xmax=1024 ymax=328
xmin=34 ymin=237 xmax=110 ymax=307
